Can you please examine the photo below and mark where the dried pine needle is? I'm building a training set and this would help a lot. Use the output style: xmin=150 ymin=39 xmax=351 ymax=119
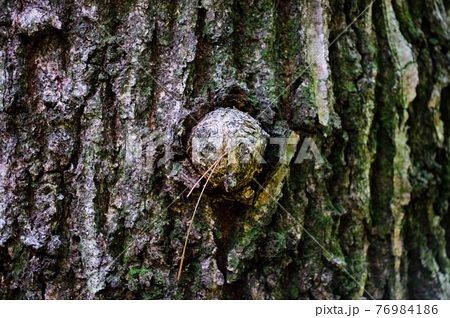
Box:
xmin=187 ymin=150 xmax=229 ymax=198
xmin=178 ymin=151 xmax=226 ymax=280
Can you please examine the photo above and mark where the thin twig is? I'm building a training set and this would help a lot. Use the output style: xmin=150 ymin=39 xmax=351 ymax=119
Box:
xmin=187 ymin=150 xmax=229 ymax=198
xmin=178 ymin=156 xmax=222 ymax=280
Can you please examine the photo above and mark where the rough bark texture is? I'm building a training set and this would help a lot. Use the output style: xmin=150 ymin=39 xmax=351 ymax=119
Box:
xmin=0 ymin=0 xmax=449 ymax=299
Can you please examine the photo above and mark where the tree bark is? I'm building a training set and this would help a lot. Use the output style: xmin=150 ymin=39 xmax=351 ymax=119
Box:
xmin=0 ymin=0 xmax=449 ymax=299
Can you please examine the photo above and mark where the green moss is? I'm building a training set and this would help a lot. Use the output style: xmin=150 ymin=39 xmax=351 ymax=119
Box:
xmin=290 ymin=285 xmax=299 ymax=299
xmin=215 ymin=229 xmax=222 ymax=239
xmin=429 ymin=38 xmax=439 ymax=46
xmin=11 ymin=244 xmax=23 ymax=260
xmin=143 ymin=288 xmax=164 ymax=299
xmin=295 ymin=79 xmax=316 ymax=106
xmin=153 ymin=273 xmax=165 ymax=286
xmin=117 ymin=147 xmax=126 ymax=160
xmin=391 ymin=0 xmax=423 ymax=42
xmin=229 ymin=258 xmax=240 ymax=271
xmin=173 ymin=291 xmax=184 ymax=300
xmin=127 ymin=268 xmax=153 ymax=278
xmin=13 ymin=256 xmax=26 ymax=280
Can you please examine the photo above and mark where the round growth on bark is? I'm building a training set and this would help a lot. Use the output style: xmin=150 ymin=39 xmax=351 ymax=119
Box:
xmin=189 ymin=108 xmax=269 ymax=192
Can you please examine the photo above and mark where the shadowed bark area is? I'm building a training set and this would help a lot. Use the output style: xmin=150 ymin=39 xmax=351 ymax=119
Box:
xmin=0 ymin=0 xmax=449 ymax=299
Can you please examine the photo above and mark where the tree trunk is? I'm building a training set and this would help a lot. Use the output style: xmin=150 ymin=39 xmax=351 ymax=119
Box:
xmin=0 ymin=0 xmax=449 ymax=299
